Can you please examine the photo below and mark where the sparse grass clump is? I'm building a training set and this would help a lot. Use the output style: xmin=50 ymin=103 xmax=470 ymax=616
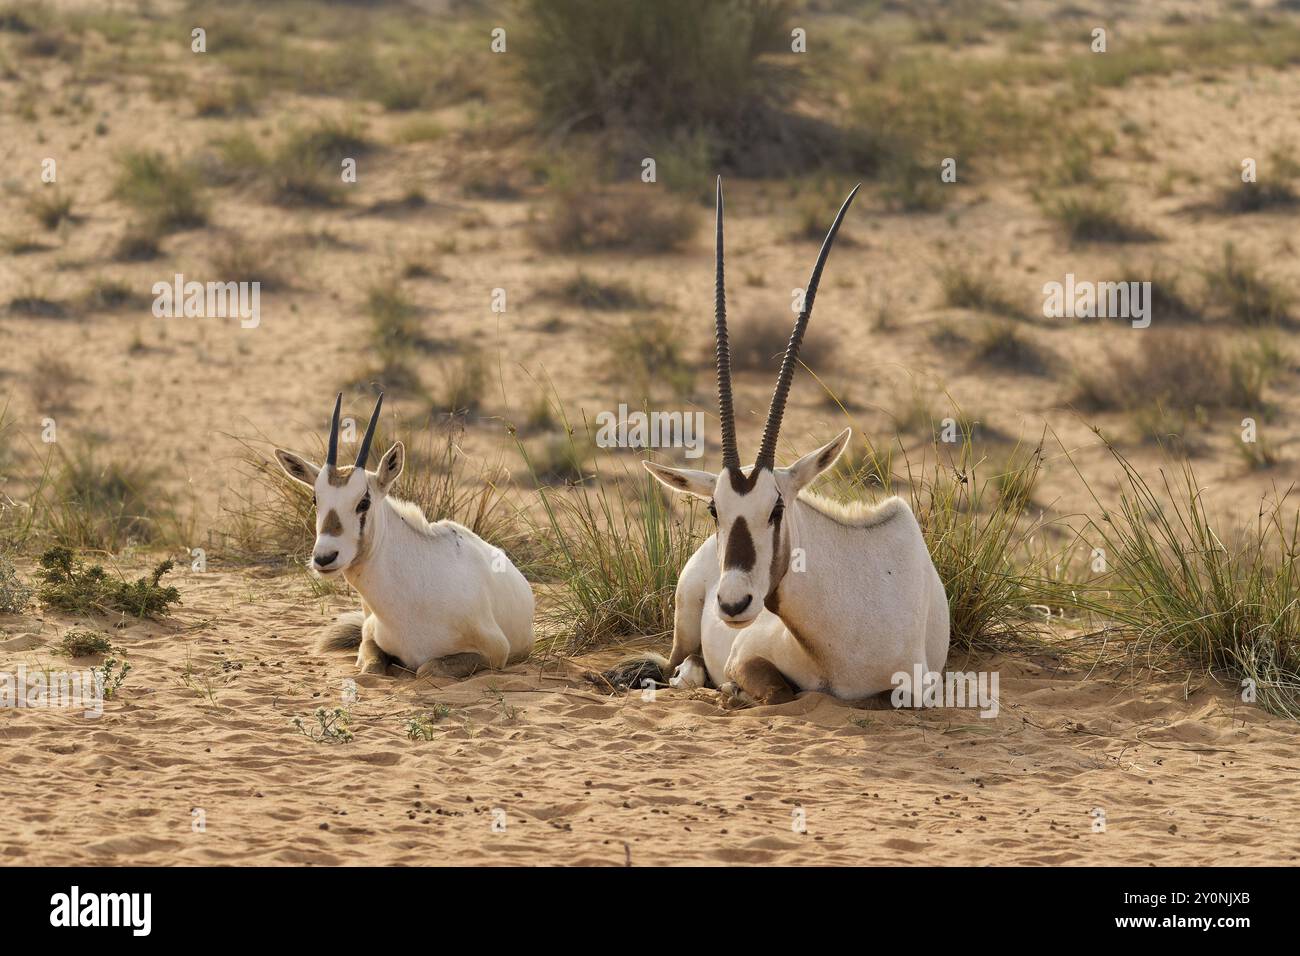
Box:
xmin=1200 ymin=243 xmax=1292 ymax=326
xmin=1071 ymin=442 xmax=1300 ymax=718
xmin=533 ymin=184 xmax=699 ymax=254
xmin=267 ymin=119 xmax=369 ymax=206
xmin=366 ymin=280 xmax=424 ymax=354
xmin=28 ymin=353 xmax=80 ymax=412
xmin=728 ymin=310 xmax=833 ymax=374
xmin=1040 ymin=192 xmax=1157 ymax=244
xmin=435 ymin=352 xmax=488 ymax=419
xmin=0 ymin=553 xmax=31 ymax=613
xmin=37 ymin=447 xmax=177 ymax=552
xmin=36 ymin=547 xmax=181 ymax=618
xmin=604 ymin=314 xmax=696 ymax=400
xmin=938 ymin=262 xmax=1026 ymax=319
xmin=550 ymin=273 xmax=651 ymax=310
xmin=521 ymin=443 xmax=706 ymax=650
xmin=1072 ymin=332 xmax=1273 ymax=414
xmin=971 ymin=320 xmax=1050 ymax=375
xmin=27 ymin=188 xmax=73 ymax=230
xmin=112 ymin=150 xmax=207 ymax=232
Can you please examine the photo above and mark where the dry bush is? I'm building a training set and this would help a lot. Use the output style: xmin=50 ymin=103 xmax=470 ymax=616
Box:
xmin=727 ymin=309 xmax=833 ymax=374
xmin=532 ymin=185 xmax=700 ymax=254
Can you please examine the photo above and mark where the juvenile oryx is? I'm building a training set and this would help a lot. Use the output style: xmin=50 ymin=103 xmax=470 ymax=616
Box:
xmin=644 ymin=181 xmax=949 ymax=705
xmin=276 ymin=394 xmax=535 ymax=678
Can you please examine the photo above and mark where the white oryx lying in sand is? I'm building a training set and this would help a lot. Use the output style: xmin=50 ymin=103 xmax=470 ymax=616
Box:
xmin=644 ymin=180 xmax=949 ymax=705
xmin=276 ymin=394 xmax=535 ymax=678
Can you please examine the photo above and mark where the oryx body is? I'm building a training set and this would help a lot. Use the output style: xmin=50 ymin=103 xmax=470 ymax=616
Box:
xmin=276 ymin=395 xmax=535 ymax=677
xmin=646 ymin=181 xmax=949 ymax=704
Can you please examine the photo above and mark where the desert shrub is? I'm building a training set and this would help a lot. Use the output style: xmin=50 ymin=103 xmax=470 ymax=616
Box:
xmin=34 ymin=446 xmax=180 ymax=552
xmin=36 ymin=547 xmax=181 ymax=618
xmin=112 ymin=150 xmax=207 ymax=232
xmin=57 ymin=629 xmax=112 ymax=656
xmin=515 ymin=0 xmax=793 ymax=139
xmin=532 ymin=183 xmax=700 ymax=253
xmin=549 ymin=273 xmax=651 ymax=310
xmin=435 ymin=352 xmax=488 ymax=419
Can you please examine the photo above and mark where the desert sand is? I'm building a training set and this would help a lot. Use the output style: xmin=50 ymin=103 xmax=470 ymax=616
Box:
xmin=1 ymin=565 xmax=1295 ymax=866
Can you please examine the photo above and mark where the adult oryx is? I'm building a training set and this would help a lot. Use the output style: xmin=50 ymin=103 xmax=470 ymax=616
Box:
xmin=644 ymin=180 xmax=949 ymax=705
xmin=276 ymin=394 xmax=535 ymax=678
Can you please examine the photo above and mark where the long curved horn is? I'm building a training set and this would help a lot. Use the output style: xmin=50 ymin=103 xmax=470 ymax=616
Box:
xmin=713 ymin=177 xmax=740 ymax=471
xmin=354 ymin=392 xmax=384 ymax=469
xmin=325 ymin=393 xmax=342 ymax=467
xmin=755 ymin=184 xmax=860 ymax=471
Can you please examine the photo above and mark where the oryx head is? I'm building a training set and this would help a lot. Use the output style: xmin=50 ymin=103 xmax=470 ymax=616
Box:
xmin=644 ymin=179 xmax=857 ymax=628
xmin=275 ymin=392 xmax=404 ymax=576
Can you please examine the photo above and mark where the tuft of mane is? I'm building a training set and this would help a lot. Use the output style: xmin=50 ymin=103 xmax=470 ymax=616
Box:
xmin=796 ymin=492 xmax=910 ymax=529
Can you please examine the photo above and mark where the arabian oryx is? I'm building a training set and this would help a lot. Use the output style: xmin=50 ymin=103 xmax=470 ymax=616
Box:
xmin=276 ymin=394 xmax=535 ymax=678
xmin=643 ymin=180 xmax=949 ymax=705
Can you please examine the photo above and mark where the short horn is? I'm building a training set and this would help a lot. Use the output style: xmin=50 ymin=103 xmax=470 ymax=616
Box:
xmin=755 ymin=184 xmax=860 ymax=470
xmin=354 ymin=393 xmax=384 ymax=469
xmin=713 ymin=177 xmax=740 ymax=471
xmin=325 ymin=393 xmax=342 ymax=468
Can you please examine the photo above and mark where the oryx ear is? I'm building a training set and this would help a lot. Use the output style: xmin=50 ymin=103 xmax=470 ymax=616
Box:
xmin=275 ymin=449 xmax=320 ymax=488
xmin=778 ymin=428 xmax=852 ymax=492
xmin=375 ymin=441 xmax=404 ymax=492
xmin=643 ymin=461 xmax=717 ymax=500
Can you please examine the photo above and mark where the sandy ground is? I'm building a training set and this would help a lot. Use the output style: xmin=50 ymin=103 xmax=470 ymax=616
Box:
xmin=1 ymin=566 xmax=1296 ymax=866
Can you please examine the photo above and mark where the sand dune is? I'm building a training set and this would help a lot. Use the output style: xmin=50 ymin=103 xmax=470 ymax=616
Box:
xmin=1 ymin=568 xmax=1295 ymax=866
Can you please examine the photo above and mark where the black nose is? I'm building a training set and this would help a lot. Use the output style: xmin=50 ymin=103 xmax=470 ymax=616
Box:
xmin=718 ymin=594 xmax=753 ymax=618
xmin=313 ymin=550 xmax=339 ymax=568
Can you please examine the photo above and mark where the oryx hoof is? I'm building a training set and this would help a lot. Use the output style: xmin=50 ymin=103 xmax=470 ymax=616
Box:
xmin=718 ymin=681 xmax=755 ymax=709
xmin=359 ymin=658 xmax=389 ymax=676
xmin=669 ymin=657 xmax=707 ymax=690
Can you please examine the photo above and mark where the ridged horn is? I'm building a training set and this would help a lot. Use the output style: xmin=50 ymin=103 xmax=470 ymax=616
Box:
xmin=713 ymin=177 xmax=740 ymax=471
xmin=755 ymin=184 xmax=860 ymax=470
xmin=354 ymin=393 xmax=384 ymax=469
xmin=325 ymin=393 xmax=342 ymax=468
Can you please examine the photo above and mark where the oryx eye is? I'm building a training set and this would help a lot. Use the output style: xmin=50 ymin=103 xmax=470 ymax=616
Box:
xmin=707 ymin=500 xmax=717 ymax=521
xmin=356 ymin=494 xmax=371 ymax=514
xmin=770 ymin=497 xmax=784 ymax=524
xmin=311 ymin=494 xmax=316 ymax=506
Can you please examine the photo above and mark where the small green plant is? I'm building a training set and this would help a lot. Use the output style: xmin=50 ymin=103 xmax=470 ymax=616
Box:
xmin=97 ymin=656 xmax=132 ymax=700
xmin=293 ymin=706 xmax=354 ymax=743
xmin=35 ymin=547 xmax=181 ymax=617
xmin=58 ymin=629 xmax=113 ymax=656
xmin=404 ymin=705 xmax=452 ymax=740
